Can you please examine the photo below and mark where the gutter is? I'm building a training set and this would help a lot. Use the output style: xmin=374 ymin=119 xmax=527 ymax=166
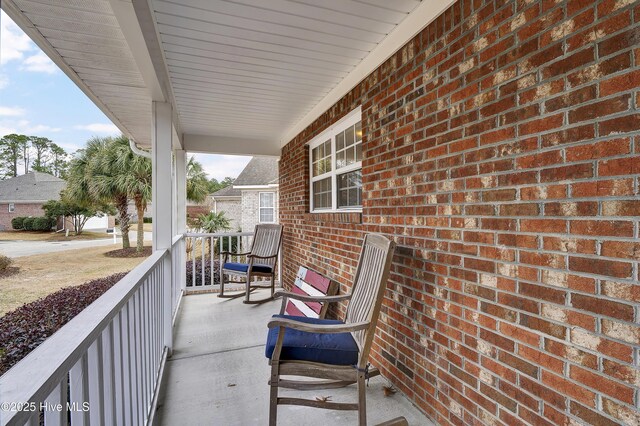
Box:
xmin=129 ymin=139 xmax=151 ymax=158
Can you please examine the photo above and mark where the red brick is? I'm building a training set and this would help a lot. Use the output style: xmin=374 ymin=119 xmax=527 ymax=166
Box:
xmin=601 ymin=240 xmax=640 ymax=260
xmin=568 ymin=94 xmax=630 ymax=124
xmin=572 ymin=293 xmax=635 ymax=321
xmin=541 ymin=371 xmax=596 ymax=406
xmin=521 ymin=219 xmax=566 ymax=233
xmin=540 ymin=163 xmax=593 ymax=182
xmin=571 ymin=401 xmax=619 ymax=426
xmin=540 ymin=124 xmax=595 ymax=148
xmin=571 ymin=178 xmax=635 ymax=197
xmin=565 ymin=138 xmax=631 ymax=161
xmin=569 ymin=256 xmax=633 ymax=278
xmin=570 ymin=220 xmax=634 ymax=237
xmin=518 ymin=113 xmax=564 ymax=135
xmin=599 ymin=114 xmax=640 ymax=136
xmin=570 ymin=366 xmax=635 ymax=403
xmin=600 ymin=69 xmax=640 ymax=96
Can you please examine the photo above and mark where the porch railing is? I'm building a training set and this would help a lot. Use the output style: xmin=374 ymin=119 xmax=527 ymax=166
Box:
xmin=184 ymin=232 xmax=254 ymax=291
xmin=0 ymin=236 xmax=184 ymax=426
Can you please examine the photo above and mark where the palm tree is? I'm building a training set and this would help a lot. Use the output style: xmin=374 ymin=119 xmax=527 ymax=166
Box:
xmin=186 ymin=155 xmax=209 ymax=203
xmin=101 ymin=137 xmax=152 ymax=252
xmin=66 ymin=137 xmax=133 ymax=249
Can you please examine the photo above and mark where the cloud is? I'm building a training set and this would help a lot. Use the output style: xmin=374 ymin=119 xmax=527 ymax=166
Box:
xmin=1 ymin=11 xmax=34 ymax=65
xmin=1 ymin=12 xmax=58 ymax=74
xmin=0 ymin=106 xmax=26 ymax=116
xmin=22 ymin=51 xmax=58 ymax=74
xmin=0 ymin=74 xmax=8 ymax=90
xmin=194 ymin=154 xmax=252 ymax=181
xmin=74 ymin=123 xmax=120 ymax=134
xmin=24 ymin=123 xmax=62 ymax=133
xmin=0 ymin=119 xmax=61 ymax=137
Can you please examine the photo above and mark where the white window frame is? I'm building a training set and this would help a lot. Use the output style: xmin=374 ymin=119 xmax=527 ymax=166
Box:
xmin=308 ymin=107 xmax=362 ymax=213
xmin=259 ymin=192 xmax=276 ymax=223
xmin=8 ymin=203 xmax=15 ymax=213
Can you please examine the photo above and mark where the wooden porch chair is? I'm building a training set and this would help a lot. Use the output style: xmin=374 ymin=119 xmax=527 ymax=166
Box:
xmin=219 ymin=223 xmax=283 ymax=304
xmin=265 ymin=234 xmax=396 ymax=425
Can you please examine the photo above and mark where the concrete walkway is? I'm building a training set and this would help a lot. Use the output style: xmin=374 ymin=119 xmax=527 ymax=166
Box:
xmin=155 ymin=291 xmax=434 ymax=426
xmin=0 ymin=231 xmax=152 ymax=257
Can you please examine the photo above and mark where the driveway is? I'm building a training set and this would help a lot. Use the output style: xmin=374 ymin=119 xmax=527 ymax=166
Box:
xmin=0 ymin=231 xmax=152 ymax=258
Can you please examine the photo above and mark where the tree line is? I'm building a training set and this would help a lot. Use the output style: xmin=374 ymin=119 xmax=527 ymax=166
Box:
xmin=0 ymin=134 xmax=69 ymax=178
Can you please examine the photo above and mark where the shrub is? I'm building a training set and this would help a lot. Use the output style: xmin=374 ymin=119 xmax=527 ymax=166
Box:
xmin=32 ymin=217 xmax=55 ymax=231
xmin=10 ymin=217 xmax=26 ymax=230
xmin=143 ymin=217 xmax=152 ymax=223
xmin=22 ymin=217 xmax=35 ymax=231
xmin=186 ymin=259 xmax=220 ymax=287
xmin=0 ymin=272 xmax=128 ymax=375
xmin=0 ymin=255 xmax=11 ymax=271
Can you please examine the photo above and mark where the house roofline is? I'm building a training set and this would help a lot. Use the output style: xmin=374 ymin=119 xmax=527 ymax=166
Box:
xmin=234 ymin=184 xmax=279 ymax=190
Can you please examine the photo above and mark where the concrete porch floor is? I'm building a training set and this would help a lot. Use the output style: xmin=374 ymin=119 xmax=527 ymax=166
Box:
xmin=155 ymin=291 xmax=435 ymax=425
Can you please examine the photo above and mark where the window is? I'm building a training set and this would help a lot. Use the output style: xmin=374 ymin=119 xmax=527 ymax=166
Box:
xmin=309 ymin=107 xmax=362 ymax=212
xmin=8 ymin=203 xmax=15 ymax=213
xmin=259 ymin=192 xmax=275 ymax=223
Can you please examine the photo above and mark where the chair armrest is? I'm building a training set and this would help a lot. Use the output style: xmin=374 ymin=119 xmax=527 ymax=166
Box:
xmin=267 ymin=317 xmax=369 ymax=334
xmin=248 ymin=253 xmax=278 ymax=260
xmin=220 ymin=251 xmax=251 ymax=256
xmin=274 ymin=290 xmax=352 ymax=304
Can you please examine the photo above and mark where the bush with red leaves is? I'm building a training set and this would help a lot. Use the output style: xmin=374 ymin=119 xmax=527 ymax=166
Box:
xmin=0 ymin=272 xmax=128 ymax=376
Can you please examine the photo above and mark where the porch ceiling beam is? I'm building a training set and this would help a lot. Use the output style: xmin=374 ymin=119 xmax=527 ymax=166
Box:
xmin=278 ymin=0 xmax=456 ymax=147
xmin=183 ymin=134 xmax=280 ymax=157
xmin=121 ymin=0 xmax=184 ymax=149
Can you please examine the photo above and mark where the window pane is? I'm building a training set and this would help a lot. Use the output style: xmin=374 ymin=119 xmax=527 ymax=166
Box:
xmin=336 ymin=151 xmax=346 ymax=169
xmin=260 ymin=193 xmax=274 ymax=208
xmin=336 ymin=132 xmax=344 ymax=151
xmin=355 ymin=121 xmax=362 ymax=141
xmin=356 ymin=143 xmax=362 ymax=162
xmin=313 ymin=178 xmax=332 ymax=209
xmin=346 ymin=146 xmax=355 ymax=166
xmin=260 ymin=209 xmax=274 ymax=223
xmin=345 ymin=125 xmax=354 ymax=147
xmin=337 ymin=170 xmax=362 ymax=208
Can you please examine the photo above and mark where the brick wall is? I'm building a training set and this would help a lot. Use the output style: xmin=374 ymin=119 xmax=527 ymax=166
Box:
xmin=0 ymin=203 xmax=45 ymax=230
xmin=241 ymin=189 xmax=279 ymax=232
xmin=279 ymin=1 xmax=640 ymax=425
xmin=214 ymin=198 xmax=242 ymax=231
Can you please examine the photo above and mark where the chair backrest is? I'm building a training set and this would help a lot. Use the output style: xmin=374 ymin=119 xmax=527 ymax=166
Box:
xmin=249 ymin=224 xmax=284 ymax=268
xmin=284 ymin=266 xmax=337 ymax=319
xmin=344 ymin=234 xmax=396 ymax=362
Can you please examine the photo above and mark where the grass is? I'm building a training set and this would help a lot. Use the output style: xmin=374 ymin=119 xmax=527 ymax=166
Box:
xmin=0 ymin=230 xmax=110 ymax=242
xmin=0 ymin=223 xmax=153 ymax=242
xmin=0 ymin=244 xmax=149 ymax=316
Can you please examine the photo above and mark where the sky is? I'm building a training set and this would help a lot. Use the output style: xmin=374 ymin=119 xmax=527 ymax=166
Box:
xmin=0 ymin=11 xmax=250 ymax=181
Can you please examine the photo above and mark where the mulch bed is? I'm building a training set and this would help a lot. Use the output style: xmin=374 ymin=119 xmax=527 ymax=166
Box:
xmin=104 ymin=246 xmax=152 ymax=258
xmin=0 ymin=267 xmax=20 ymax=279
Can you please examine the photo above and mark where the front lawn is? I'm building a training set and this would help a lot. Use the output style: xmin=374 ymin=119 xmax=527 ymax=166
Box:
xmin=0 ymin=244 xmax=148 ymax=315
xmin=0 ymin=230 xmax=110 ymax=242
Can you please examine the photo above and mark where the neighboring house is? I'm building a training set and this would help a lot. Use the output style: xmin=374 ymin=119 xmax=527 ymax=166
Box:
xmin=209 ymin=157 xmax=279 ymax=232
xmin=0 ymin=172 xmax=66 ymax=231
xmin=0 ymin=172 xmax=113 ymax=231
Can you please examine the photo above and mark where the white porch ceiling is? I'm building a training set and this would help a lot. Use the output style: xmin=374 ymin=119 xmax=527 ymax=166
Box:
xmin=152 ymin=0 xmax=421 ymax=144
xmin=2 ymin=0 xmax=453 ymax=155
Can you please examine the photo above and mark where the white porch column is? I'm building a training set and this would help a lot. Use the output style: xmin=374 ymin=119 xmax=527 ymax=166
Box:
xmin=152 ymin=101 xmax=173 ymax=352
xmin=175 ymin=149 xmax=187 ymax=291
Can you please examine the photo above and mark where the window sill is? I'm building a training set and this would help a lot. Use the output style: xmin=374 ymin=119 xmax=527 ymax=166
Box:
xmin=304 ymin=211 xmax=362 ymax=224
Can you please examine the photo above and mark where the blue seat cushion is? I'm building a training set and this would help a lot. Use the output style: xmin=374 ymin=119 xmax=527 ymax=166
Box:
xmin=265 ymin=315 xmax=359 ymax=365
xmin=223 ymin=262 xmax=273 ymax=274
